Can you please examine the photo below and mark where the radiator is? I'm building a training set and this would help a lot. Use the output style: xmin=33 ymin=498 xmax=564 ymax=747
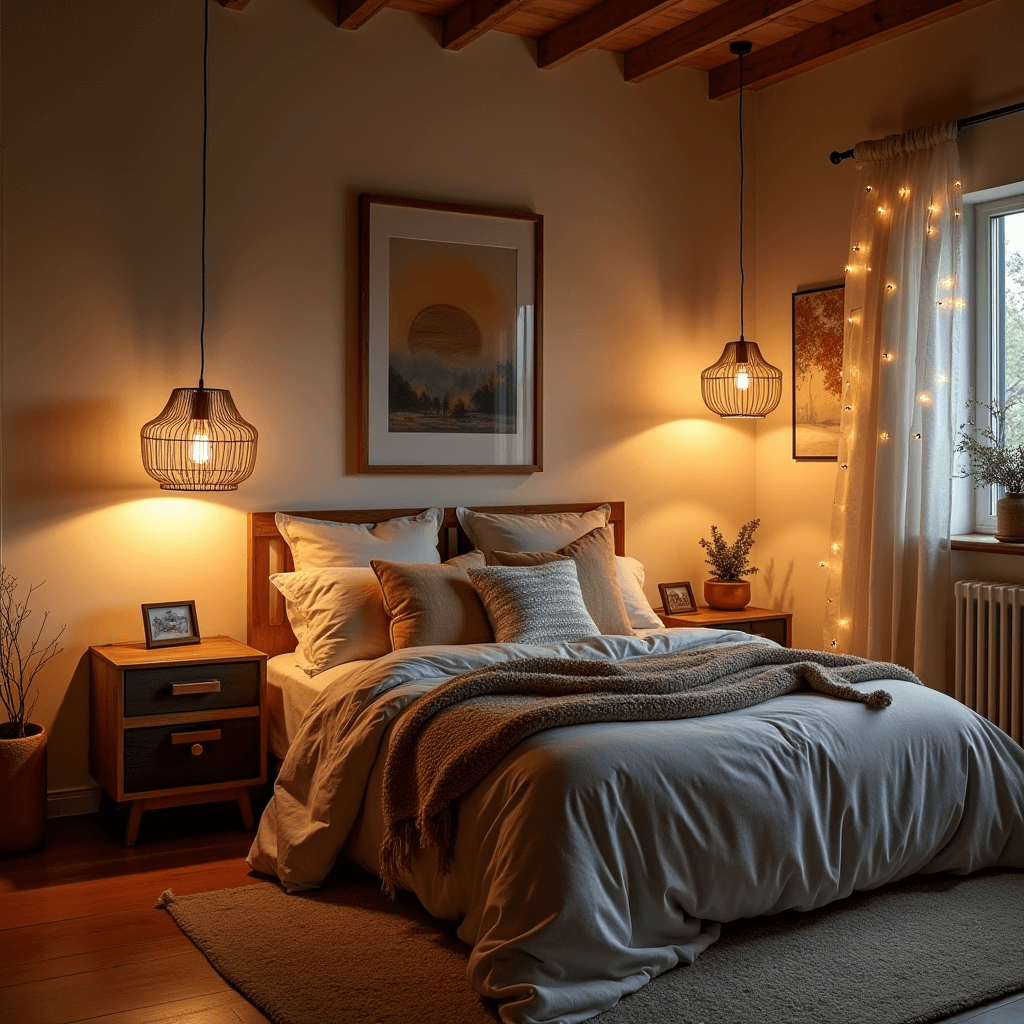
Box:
xmin=954 ymin=580 xmax=1024 ymax=743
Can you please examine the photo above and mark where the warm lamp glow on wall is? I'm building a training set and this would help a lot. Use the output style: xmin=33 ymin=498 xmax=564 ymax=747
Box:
xmin=141 ymin=0 xmax=257 ymax=491
xmin=700 ymin=41 xmax=782 ymax=420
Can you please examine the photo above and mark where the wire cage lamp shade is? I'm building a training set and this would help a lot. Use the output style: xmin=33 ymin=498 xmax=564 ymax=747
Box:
xmin=141 ymin=387 xmax=258 ymax=491
xmin=700 ymin=39 xmax=783 ymax=420
xmin=700 ymin=339 xmax=783 ymax=418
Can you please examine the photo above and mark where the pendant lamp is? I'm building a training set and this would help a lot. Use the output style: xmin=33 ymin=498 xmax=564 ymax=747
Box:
xmin=141 ymin=0 xmax=257 ymax=491
xmin=700 ymin=40 xmax=782 ymax=419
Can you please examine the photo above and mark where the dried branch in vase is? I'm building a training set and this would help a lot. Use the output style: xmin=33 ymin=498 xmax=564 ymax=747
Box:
xmin=699 ymin=519 xmax=761 ymax=582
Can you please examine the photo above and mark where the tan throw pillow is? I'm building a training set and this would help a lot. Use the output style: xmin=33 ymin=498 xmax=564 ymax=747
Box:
xmin=491 ymin=525 xmax=635 ymax=637
xmin=456 ymin=504 xmax=611 ymax=563
xmin=371 ymin=551 xmax=493 ymax=650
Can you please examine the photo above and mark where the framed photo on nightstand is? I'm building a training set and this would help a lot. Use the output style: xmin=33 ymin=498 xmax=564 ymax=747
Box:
xmin=141 ymin=600 xmax=201 ymax=649
xmin=658 ymin=581 xmax=697 ymax=615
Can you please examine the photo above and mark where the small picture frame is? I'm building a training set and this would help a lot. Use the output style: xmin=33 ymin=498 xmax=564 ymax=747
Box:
xmin=142 ymin=600 xmax=201 ymax=649
xmin=658 ymin=581 xmax=697 ymax=616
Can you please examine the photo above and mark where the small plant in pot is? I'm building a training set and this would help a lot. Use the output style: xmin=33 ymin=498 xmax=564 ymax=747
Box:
xmin=1 ymin=567 xmax=65 ymax=854
xmin=955 ymin=397 xmax=1024 ymax=542
xmin=699 ymin=519 xmax=760 ymax=611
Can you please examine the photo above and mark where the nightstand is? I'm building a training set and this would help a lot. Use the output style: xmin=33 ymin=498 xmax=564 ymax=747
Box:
xmin=658 ymin=606 xmax=793 ymax=647
xmin=89 ymin=635 xmax=267 ymax=845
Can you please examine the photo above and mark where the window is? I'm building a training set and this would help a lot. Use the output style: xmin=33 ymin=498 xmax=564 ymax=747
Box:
xmin=970 ymin=189 xmax=1024 ymax=532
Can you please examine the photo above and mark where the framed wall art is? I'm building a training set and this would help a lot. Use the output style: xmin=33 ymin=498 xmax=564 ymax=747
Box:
xmin=358 ymin=194 xmax=543 ymax=473
xmin=792 ymin=283 xmax=845 ymax=461
xmin=141 ymin=600 xmax=201 ymax=649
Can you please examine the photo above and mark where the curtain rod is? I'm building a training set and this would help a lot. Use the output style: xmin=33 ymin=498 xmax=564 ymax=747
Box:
xmin=828 ymin=100 xmax=1024 ymax=165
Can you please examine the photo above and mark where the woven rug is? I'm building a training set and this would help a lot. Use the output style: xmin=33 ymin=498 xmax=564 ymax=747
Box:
xmin=161 ymin=866 xmax=1024 ymax=1024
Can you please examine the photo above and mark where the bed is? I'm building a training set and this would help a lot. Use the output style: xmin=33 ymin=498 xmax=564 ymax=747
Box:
xmin=246 ymin=504 xmax=1024 ymax=1024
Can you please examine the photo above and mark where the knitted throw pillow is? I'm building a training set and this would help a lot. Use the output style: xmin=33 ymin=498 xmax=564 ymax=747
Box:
xmin=467 ymin=561 xmax=600 ymax=645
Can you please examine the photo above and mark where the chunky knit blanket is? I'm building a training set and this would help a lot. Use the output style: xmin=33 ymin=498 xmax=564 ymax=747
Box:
xmin=378 ymin=643 xmax=919 ymax=895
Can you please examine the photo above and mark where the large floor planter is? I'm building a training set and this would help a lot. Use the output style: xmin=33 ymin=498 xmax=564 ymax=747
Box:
xmin=704 ymin=580 xmax=751 ymax=611
xmin=996 ymin=493 xmax=1024 ymax=542
xmin=0 ymin=723 xmax=47 ymax=854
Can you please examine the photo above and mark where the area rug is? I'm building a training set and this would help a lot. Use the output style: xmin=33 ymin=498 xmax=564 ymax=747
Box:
xmin=160 ymin=867 xmax=1024 ymax=1024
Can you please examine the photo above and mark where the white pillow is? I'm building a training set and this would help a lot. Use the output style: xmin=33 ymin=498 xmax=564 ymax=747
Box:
xmin=457 ymin=505 xmax=611 ymax=564
xmin=270 ymin=567 xmax=391 ymax=675
xmin=615 ymin=556 xmax=663 ymax=630
xmin=276 ymin=509 xmax=442 ymax=571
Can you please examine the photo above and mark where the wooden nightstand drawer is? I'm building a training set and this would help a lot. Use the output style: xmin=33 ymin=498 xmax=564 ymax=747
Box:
xmin=746 ymin=618 xmax=788 ymax=646
xmin=124 ymin=660 xmax=260 ymax=717
xmin=123 ymin=716 xmax=261 ymax=794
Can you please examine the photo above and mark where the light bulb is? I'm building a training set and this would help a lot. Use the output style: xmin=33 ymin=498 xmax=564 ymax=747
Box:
xmin=190 ymin=430 xmax=211 ymax=464
xmin=735 ymin=366 xmax=750 ymax=390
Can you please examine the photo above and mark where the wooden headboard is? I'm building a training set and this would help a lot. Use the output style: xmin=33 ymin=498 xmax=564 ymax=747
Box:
xmin=247 ymin=502 xmax=625 ymax=658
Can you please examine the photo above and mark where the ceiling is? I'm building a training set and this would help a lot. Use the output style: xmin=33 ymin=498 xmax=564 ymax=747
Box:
xmin=220 ymin=0 xmax=995 ymax=98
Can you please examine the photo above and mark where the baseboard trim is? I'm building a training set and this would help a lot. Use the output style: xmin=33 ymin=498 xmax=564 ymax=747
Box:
xmin=48 ymin=785 xmax=102 ymax=819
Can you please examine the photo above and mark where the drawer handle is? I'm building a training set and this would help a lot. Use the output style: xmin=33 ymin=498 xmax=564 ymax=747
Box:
xmin=171 ymin=728 xmax=222 ymax=745
xmin=171 ymin=680 xmax=222 ymax=696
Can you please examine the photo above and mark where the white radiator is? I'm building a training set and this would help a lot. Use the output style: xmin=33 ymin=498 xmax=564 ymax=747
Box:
xmin=954 ymin=580 xmax=1024 ymax=743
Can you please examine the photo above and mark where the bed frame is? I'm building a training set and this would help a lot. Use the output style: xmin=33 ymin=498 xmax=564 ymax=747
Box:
xmin=248 ymin=503 xmax=625 ymax=658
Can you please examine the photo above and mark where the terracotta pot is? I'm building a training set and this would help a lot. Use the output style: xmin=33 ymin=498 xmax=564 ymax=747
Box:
xmin=0 ymin=723 xmax=47 ymax=854
xmin=704 ymin=580 xmax=751 ymax=611
xmin=996 ymin=493 xmax=1024 ymax=543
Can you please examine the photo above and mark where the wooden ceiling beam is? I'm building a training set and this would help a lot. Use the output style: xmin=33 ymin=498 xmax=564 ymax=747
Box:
xmin=443 ymin=0 xmax=536 ymax=50
xmin=338 ymin=0 xmax=390 ymax=30
xmin=623 ymin=0 xmax=810 ymax=84
xmin=538 ymin=0 xmax=681 ymax=70
xmin=707 ymin=0 xmax=994 ymax=99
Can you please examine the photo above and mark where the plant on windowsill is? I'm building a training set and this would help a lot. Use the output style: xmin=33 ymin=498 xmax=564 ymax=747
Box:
xmin=698 ymin=518 xmax=760 ymax=611
xmin=1 ymin=567 xmax=65 ymax=854
xmin=955 ymin=397 xmax=1024 ymax=542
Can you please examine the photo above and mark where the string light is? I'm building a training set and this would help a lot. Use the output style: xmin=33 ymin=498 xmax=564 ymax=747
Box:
xmin=954 ymin=180 xmax=962 ymax=189
xmin=886 ymin=283 xmax=896 ymax=291
xmin=877 ymin=206 xmax=887 ymax=215
xmin=913 ymin=432 xmax=922 ymax=440
xmin=830 ymin=640 xmax=837 ymax=648
xmin=934 ymin=373 xmax=949 ymax=384
xmin=918 ymin=392 xmax=932 ymax=404
xmin=819 ymin=561 xmax=827 ymax=568
xmin=882 ymin=352 xmax=892 ymax=361
xmin=844 ymin=264 xmax=853 ymax=273
xmin=953 ymin=297 xmax=966 ymax=310
xmin=865 ymin=185 xmax=873 ymax=192
xmin=831 ymin=542 xmax=840 ymax=552
xmin=852 ymin=245 xmax=861 ymax=252
xmin=880 ymin=431 xmax=889 ymax=440
xmin=899 ymin=187 xmax=910 ymax=198
xmin=840 ymin=463 xmax=848 ymax=469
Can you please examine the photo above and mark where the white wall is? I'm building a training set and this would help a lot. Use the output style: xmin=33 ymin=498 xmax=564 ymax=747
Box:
xmin=2 ymin=0 xmax=756 ymax=790
xmin=751 ymin=0 xmax=1024 ymax=667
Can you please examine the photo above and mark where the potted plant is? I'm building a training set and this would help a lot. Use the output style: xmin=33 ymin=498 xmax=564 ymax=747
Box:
xmin=955 ymin=398 xmax=1024 ymax=542
xmin=1 ymin=567 xmax=64 ymax=854
xmin=698 ymin=519 xmax=760 ymax=610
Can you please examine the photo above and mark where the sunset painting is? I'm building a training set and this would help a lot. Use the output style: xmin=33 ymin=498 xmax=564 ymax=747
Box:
xmin=793 ymin=285 xmax=844 ymax=460
xmin=388 ymin=237 xmax=517 ymax=434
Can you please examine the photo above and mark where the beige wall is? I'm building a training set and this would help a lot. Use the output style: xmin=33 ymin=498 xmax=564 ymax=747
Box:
xmin=751 ymin=0 xmax=1024 ymax=661
xmin=2 ymin=0 xmax=757 ymax=792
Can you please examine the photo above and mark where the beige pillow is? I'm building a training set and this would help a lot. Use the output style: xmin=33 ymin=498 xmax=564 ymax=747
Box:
xmin=276 ymin=509 xmax=442 ymax=571
xmin=492 ymin=525 xmax=634 ymax=636
xmin=456 ymin=504 xmax=611 ymax=563
xmin=270 ymin=567 xmax=391 ymax=675
xmin=371 ymin=551 xmax=492 ymax=650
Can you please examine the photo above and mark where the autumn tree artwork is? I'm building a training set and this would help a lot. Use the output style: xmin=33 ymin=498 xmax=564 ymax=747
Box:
xmin=792 ymin=285 xmax=844 ymax=459
xmin=388 ymin=236 xmax=518 ymax=434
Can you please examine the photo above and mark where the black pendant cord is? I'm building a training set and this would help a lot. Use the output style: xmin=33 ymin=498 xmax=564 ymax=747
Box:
xmin=199 ymin=0 xmax=209 ymax=391
xmin=737 ymin=47 xmax=745 ymax=343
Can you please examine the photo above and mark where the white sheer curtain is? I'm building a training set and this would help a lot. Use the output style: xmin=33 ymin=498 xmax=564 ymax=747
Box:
xmin=823 ymin=122 xmax=964 ymax=689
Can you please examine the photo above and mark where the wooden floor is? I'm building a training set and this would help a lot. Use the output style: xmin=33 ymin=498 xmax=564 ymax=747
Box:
xmin=1 ymin=802 xmax=1023 ymax=1024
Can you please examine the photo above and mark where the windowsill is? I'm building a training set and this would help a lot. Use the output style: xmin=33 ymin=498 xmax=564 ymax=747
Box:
xmin=951 ymin=534 xmax=1024 ymax=556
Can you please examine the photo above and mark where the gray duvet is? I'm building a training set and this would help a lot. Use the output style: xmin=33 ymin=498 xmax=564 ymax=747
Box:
xmin=248 ymin=629 xmax=1024 ymax=1024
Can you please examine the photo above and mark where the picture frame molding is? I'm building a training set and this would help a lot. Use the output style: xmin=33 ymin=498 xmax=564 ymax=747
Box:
xmin=658 ymin=581 xmax=697 ymax=616
xmin=357 ymin=192 xmax=543 ymax=474
xmin=141 ymin=600 xmax=202 ymax=649
xmin=792 ymin=282 xmax=845 ymax=463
